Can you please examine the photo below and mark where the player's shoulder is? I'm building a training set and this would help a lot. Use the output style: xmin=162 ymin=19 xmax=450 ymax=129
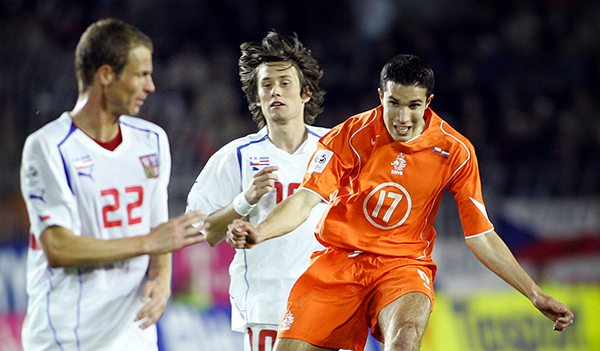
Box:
xmin=25 ymin=113 xmax=74 ymax=147
xmin=322 ymin=106 xmax=380 ymax=143
xmin=429 ymin=110 xmax=477 ymax=157
xmin=338 ymin=106 xmax=379 ymax=133
xmin=306 ymin=125 xmax=331 ymax=139
xmin=209 ymin=127 xmax=269 ymax=160
xmin=223 ymin=128 xmax=269 ymax=152
xmin=119 ymin=115 xmax=167 ymax=136
xmin=439 ymin=118 xmax=473 ymax=148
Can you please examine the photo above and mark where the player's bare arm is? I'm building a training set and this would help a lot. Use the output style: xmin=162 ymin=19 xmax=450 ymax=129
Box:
xmin=227 ymin=189 xmax=321 ymax=249
xmin=135 ymin=252 xmax=172 ymax=329
xmin=40 ymin=211 xmax=208 ymax=267
xmin=202 ymin=165 xmax=279 ymax=246
xmin=466 ymin=231 xmax=575 ymax=331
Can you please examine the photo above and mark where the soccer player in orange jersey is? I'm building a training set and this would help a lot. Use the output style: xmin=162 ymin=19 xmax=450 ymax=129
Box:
xmin=227 ymin=54 xmax=574 ymax=351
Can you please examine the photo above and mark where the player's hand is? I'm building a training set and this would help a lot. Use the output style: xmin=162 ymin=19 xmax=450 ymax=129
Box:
xmin=135 ymin=278 xmax=170 ymax=329
xmin=226 ymin=219 xmax=260 ymax=249
xmin=532 ymin=294 xmax=574 ymax=331
xmin=146 ymin=211 xmax=209 ymax=254
xmin=245 ymin=166 xmax=279 ymax=204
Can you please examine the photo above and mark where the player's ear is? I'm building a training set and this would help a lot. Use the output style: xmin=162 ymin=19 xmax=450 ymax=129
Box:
xmin=426 ymin=94 xmax=434 ymax=107
xmin=97 ymin=64 xmax=114 ymax=87
xmin=378 ymin=87 xmax=384 ymax=102
xmin=301 ymin=86 xmax=312 ymax=103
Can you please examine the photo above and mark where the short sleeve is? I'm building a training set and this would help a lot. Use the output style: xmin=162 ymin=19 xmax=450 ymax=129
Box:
xmin=300 ymin=125 xmax=356 ymax=202
xmin=150 ymin=127 xmax=171 ymax=227
xmin=448 ymin=143 xmax=494 ymax=237
xmin=20 ymin=135 xmax=78 ymax=238
xmin=186 ymin=145 xmax=241 ymax=216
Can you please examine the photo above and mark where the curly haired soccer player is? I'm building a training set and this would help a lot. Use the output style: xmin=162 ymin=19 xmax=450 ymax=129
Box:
xmin=186 ymin=31 xmax=329 ymax=351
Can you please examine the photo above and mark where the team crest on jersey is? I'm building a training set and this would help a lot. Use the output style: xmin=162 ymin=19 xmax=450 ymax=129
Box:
xmin=139 ymin=154 xmax=160 ymax=178
xmin=279 ymin=311 xmax=295 ymax=331
xmin=391 ymin=153 xmax=407 ymax=175
xmin=249 ymin=156 xmax=270 ymax=171
xmin=73 ymin=155 xmax=94 ymax=179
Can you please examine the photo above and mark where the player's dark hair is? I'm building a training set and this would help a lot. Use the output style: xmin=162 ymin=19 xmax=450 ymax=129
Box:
xmin=239 ymin=30 xmax=325 ymax=129
xmin=380 ymin=54 xmax=435 ymax=98
xmin=75 ymin=18 xmax=153 ymax=93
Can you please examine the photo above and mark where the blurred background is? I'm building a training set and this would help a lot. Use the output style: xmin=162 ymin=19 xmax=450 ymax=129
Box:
xmin=1 ymin=0 xmax=599 ymax=350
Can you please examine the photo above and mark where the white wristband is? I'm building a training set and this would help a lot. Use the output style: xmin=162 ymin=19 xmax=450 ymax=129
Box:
xmin=232 ymin=192 xmax=256 ymax=217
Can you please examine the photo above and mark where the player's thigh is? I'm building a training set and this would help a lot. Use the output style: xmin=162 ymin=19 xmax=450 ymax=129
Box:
xmin=277 ymin=249 xmax=371 ymax=350
xmin=368 ymin=262 xmax=435 ymax=343
xmin=274 ymin=338 xmax=337 ymax=351
xmin=377 ymin=291 xmax=431 ymax=340
xmin=246 ymin=324 xmax=278 ymax=351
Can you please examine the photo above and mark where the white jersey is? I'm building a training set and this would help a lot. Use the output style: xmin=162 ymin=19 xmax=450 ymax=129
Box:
xmin=187 ymin=125 xmax=329 ymax=332
xmin=20 ymin=113 xmax=171 ymax=351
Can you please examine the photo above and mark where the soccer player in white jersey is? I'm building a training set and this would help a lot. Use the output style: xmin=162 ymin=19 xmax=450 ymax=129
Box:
xmin=186 ymin=31 xmax=329 ymax=351
xmin=19 ymin=19 xmax=207 ymax=351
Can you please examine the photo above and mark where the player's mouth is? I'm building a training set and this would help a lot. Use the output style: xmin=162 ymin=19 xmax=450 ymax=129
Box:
xmin=394 ymin=125 xmax=411 ymax=136
xmin=270 ymin=101 xmax=285 ymax=109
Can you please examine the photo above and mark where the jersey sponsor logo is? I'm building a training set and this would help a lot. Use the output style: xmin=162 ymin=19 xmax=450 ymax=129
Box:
xmin=139 ymin=154 xmax=160 ymax=178
xmin=73 ymin=155 xmax=94 ymax=179
xmin=391 ymin=153 xmax=407 ymax=175
xmin=308 ymin=149 xmax=333 ymax=174
xmin=249 ymin=156 xmax=270 ymax=171
xmin=363 ymin=182 xmax=412 ymax=230
xmin=279 ymin=311 xmax=295 ymax=331
xmin=432 ymin=146 xmax=450 ymax=157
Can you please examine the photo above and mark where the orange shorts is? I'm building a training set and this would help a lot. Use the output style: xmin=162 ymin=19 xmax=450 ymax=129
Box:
xmin=277 ymin=248 xmax=436 ymax=350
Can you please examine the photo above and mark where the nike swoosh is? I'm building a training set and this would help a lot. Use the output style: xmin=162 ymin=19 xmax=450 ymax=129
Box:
xmin=370 ymin=135 xmax=379 ymax=146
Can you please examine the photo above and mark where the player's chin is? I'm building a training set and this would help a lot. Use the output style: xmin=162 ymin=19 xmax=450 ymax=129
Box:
xmin=128 ymin=106 xmax=141 ymax=116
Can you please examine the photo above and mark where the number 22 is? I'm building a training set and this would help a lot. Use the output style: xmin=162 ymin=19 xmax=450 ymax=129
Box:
xmin=101 ymin=186 xmax=144 ymax=228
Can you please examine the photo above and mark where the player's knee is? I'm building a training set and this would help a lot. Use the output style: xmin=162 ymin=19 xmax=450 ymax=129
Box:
xmin=384 ymin=321 xmax=422 ymax=351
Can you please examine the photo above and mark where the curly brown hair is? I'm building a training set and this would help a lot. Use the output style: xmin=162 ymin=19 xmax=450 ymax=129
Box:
xmin=239 ymin=31 xmax=325 ymax=129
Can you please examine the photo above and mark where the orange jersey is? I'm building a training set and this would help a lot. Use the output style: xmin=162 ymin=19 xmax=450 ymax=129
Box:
xmin=301 ymin=105 xmax=494 ymax=259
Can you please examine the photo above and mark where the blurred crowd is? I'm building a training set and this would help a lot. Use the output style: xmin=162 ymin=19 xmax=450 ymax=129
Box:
xmin=1 ymin=0 xmax=599 ymax=243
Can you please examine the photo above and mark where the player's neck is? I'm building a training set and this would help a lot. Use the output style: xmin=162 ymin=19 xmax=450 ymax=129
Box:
xmin=267 ymin=119 xmax=307 ymax=154
xmin=70 ymin=94 xmax=120 ymax=142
